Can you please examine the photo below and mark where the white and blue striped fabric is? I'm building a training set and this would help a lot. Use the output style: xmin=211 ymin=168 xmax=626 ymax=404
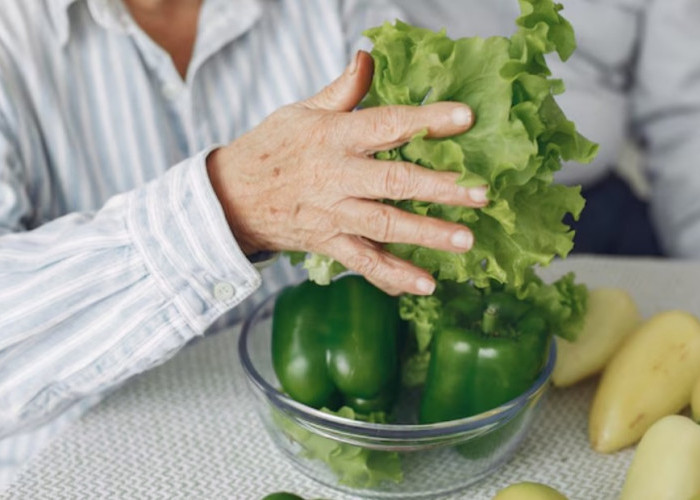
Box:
xmin=0 ymin=0 xmax=402 ymax=488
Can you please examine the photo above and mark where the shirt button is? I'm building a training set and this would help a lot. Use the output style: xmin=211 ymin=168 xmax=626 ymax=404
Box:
xmin=213 ymin=282 xmax=236 ymax=301
xmin=162 ymin=83 xmax=181 ymax=100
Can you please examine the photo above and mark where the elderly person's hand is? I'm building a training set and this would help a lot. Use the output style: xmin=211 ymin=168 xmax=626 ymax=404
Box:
xmin=207 ymin=51 xmax=487 ymax=296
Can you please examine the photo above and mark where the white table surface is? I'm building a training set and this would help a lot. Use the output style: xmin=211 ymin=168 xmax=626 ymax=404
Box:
xmin=4 ymin=255 xmax=700 ymax=500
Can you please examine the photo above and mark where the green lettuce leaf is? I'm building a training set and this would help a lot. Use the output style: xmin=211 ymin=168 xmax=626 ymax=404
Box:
xmin=398 ymin=271 xmax=588 ymax=386
xmin=512 ymin=269 xmax=588 ymax=341
xmin=294 ymin=0 xmax=597 ymax=288
xmin=272 ymin=406 xmax=403 ymax=488
xmin=397 ymin=294 xmax=441 ymax=386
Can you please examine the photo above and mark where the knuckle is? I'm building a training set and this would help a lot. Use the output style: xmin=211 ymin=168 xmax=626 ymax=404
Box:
xmin=366 ymin=206 xmax=395 ymax=242
xmin=382 ymin=162 xmax=415 ymax=199
xmin=317 ymin=82 xmax=341 ymax=107
xmin=371 ymin=107 xmax=406 ymax=144
xmin=348 ymin=250 xmax=382 ymax=277
xmin=271 ymin=103 xmax=298 ymax=123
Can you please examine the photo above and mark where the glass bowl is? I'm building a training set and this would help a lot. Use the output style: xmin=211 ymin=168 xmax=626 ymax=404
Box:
xmin=238 ymin=291 xmax=556 ymax=499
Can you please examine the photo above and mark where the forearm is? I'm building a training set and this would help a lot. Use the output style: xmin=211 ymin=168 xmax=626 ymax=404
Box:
xmin=0 ymin=151 xmax=262 ymax=437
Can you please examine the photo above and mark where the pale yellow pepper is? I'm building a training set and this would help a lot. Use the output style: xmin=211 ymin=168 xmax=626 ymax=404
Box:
xmin=492 ymin=481 xmax=567 ymax=500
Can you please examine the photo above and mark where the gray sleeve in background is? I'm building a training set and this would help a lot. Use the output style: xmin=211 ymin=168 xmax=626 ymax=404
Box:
xmin=340 ymin=0 xmax=406 ymax=57
xmin=631 ymin=0 xmax=700 ymax=257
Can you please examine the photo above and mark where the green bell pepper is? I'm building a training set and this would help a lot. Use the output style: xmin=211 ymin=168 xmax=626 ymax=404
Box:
xmin=261 ymin=493 xmax=306 ymax=500
xmin=260 ymin=493 xmax=331 ymax=500
xmin=419 ymin=290 xmax=551 ymax=424
xmin=272 ymin=275 xmax=401 ymax=414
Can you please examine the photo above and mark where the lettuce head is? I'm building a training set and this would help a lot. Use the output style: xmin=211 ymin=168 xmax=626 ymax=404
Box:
xmin=293 ymin=0 xmax=598 ymax=289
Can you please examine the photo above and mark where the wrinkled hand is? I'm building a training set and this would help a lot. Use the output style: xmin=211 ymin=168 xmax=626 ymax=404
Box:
xmin=207 ymin=51 xmax=487 ymax=296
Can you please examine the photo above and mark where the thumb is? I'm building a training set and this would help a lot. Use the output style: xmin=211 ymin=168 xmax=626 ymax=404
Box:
xmin=303 ymin=50 xmax=374 ymax=112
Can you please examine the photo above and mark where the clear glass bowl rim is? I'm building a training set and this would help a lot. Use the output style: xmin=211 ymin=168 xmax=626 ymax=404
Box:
xmin=238 ymin=290 xmax=556 ymax=440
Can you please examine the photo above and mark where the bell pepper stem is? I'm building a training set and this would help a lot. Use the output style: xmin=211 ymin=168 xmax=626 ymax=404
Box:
xmin=482 ymin=306 xmax=498 ymax=335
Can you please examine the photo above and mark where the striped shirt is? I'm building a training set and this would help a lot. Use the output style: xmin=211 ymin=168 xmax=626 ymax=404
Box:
xmin=0 ymin=0 xmax=401 ymax=488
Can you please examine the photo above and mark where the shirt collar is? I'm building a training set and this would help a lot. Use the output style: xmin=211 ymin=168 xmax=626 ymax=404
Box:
xmin=46 ymin=0 xmax=80 ymax=46
xmin=193 ymin=0 xmax=262 ymax=73
xmin=46 ymin=0 xmax=263 ymax=49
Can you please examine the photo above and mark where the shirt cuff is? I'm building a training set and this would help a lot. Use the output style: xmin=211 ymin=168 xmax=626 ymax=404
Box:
xmin=127 ymin=148 xmax=262 ymax=334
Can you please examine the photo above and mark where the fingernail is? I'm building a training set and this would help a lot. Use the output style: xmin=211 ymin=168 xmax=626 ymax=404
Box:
xmin=468 ymin=185 xmax=488 ymax=204
xmin=348 ymin=51 xmax=361 ymax=75
xmin=416 ymin=277 xmax=436 ymax=295
xmin=451 ymin=229 xmax=474 ymax=250
xmin=451 ymin=105 xmax=472 ymax=127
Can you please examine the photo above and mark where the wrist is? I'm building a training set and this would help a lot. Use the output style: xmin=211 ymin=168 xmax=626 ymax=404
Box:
xmin=205 ymin=146 xmax=259 ymax=255
xmin=205 ymin=146 xmax=233 ymax=224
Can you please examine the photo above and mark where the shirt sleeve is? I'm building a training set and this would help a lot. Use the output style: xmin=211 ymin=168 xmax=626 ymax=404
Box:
xmin=632 ymin=0 xmax=700 ymax=257
xmin=0 ymin=145 xmax=263 ymax=438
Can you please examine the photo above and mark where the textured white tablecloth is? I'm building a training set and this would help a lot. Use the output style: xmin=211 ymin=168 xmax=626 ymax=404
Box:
xmin=4 ymin=256 xmax=700 ymax=500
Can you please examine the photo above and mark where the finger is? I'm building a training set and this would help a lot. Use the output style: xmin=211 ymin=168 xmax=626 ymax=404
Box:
xmin=342 ymin=101 xmax=474 ymax=152
xmin=333 ymin=198 xmax=475 ymax=253
xmin=302 ymin=50 xmax=374 ymax=112
xmin=322 ymin=235 xmax=437 ymax=296
xmin=344 ymin=158 xmax=489 ymax=207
